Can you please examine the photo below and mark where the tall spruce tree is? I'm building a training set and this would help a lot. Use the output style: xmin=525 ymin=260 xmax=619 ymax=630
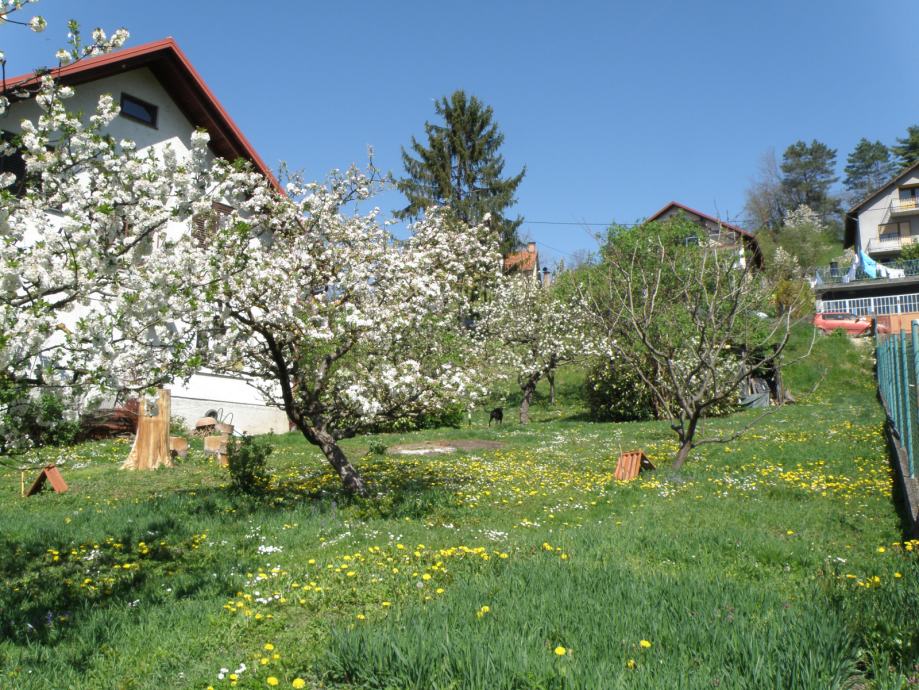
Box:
xmin=892 ymin=125 xmax=919 ymax=169
xmin=397 ymin=90 xmax=526 ymax=255
xmin=844 ymin=138 xmax=896 ymax=203
xmin=779 ymin=139 xmax=841 ymax=218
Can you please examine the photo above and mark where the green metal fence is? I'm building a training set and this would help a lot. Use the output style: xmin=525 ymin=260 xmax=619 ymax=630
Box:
xmin=876 ymin=324 xmax=918 ymax=479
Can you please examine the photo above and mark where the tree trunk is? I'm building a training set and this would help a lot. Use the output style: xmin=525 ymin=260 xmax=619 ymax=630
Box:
xmin=671 ymin=414 xmax=699 ymax=470
xmin=519 ymin=378 xmax=538 ymax=425
xmin=310 ymin=427 xmax=367 ymax=496
xmin=547 ymin=370 xmax=556 ymax=405
xmin=673 ymin=439 xmax=693 ymax=470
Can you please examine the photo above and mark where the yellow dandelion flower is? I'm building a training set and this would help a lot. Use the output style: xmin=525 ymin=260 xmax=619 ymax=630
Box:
xmin=263 ymin=643 xmax=275 ymax=651
xmin=639 ymin=640 xmax=652 ymax=649
xmin=266 ymin=678 xmax=279 ymax=687
xmin=626 ymin=659 xmax=636 ymax=669
xmin=554 ymin=646 xmax=567 ymax=656
xmin=292 ymin=680 xmax=306 ymax=689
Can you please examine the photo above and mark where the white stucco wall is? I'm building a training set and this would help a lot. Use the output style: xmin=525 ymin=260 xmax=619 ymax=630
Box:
xmin=855 ymin=171 xmax=919 ymax=255
xmin=1 ymin=67 xmax=202 ymax=159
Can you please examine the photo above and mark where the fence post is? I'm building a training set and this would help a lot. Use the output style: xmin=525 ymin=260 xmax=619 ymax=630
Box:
xmin=887 ymin=337 xmax=894 ymax=408
xmin=893 ymin=336 xmax=903 ymax=433
xmin=900 ymin=330 xmax=913 ymax=474
xmin=879 ymin=336 xmax=886 ymax=404
xmin=911 ymin=320 xmax=919 ymax=478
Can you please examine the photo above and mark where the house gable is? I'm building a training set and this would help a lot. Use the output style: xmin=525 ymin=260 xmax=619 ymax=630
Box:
xmin=3 ymin=38 xmax=278 ymax=189
xmin=647 ymin=201 xmax=763 ymax=268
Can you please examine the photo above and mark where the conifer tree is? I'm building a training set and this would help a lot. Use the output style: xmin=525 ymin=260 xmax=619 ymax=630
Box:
xmin=892 ymin=125 xmax=919 ymax=169
xmin=397 ymin=90 xmax=526 ymax=255
xmin=844 ymin=138 xmax=896 ymax=203
xmin=779 ymin=139 xmax=840 ymax=218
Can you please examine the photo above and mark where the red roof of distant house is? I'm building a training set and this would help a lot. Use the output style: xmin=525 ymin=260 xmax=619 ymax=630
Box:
xmin=4 ymin=38 xmax=279 ymax=191
xmin=647 ymin=201 xmax=754 ymax=239
xmin=503 ymin=243 xmax=538 ymax=273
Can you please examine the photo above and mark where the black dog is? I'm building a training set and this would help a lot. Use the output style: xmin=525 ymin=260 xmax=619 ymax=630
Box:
xmin=488 ymin=407 xmax=504 ymax=425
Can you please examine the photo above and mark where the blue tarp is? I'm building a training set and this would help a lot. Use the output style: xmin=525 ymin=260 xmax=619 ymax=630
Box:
xmin=860 ymin=250 xmax=878 ymax=279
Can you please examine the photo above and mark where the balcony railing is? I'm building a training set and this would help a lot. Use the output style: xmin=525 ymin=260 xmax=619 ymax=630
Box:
xmin=813 ymin=258 xmax=919 ymax=285
xmin=890 ymin=198 xmax=919 ymax=215
xmin=866 ymin=235 xmax=909 ymax=254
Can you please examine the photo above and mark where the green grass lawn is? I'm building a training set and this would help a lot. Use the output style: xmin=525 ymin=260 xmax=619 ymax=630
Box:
xmin=1 ymin=332 xmax=917 ymax=689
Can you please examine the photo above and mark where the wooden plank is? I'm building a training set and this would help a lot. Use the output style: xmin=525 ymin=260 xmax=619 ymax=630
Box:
xmin=26 ymin=465 xmax=68 ymax=496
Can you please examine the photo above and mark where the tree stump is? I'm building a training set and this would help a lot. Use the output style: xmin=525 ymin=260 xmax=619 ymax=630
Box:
xmin=122 ymin=390 xmax=173 ymax=470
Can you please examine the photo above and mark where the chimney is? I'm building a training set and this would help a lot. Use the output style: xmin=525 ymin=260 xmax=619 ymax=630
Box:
xmin=527 ymin=241 xmax=536 ymax=254
xmin=542 ymin=266 xmax=552 ymax=287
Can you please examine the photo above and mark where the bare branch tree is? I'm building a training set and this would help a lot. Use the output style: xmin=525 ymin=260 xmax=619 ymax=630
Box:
xmin=584 ymin=219 xmax=808 ymax=469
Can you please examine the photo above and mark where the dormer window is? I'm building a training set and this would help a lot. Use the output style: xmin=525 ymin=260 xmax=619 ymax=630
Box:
xmin=120 ymin=93 xmax=158 ymax=128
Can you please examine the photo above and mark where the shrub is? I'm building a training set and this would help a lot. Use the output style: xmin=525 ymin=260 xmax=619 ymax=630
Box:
xmin=584 ymin=357 xmax=656 ymax=422
xmin=226 ymin=435 xmax=272 ymax=494
xmin=367 ymin=438 xmax=388 ymax=456
xmin=169 ymin=415 xmax=188 ymax=436
xmin=899 ymin=242 xmax=919 ymax=261
xmin=774 ymin=278 xmax=814 ymax=318
xmin=0 ymin=389 xmax=80 ymax=453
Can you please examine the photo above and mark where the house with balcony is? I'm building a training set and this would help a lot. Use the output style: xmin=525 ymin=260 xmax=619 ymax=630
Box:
xmin=1 ymin=38 xmax=290 ymax=434
xmin=814 ymin=162 xmax=919 ymax=319
xmin=845 ymin=160 xmax=919 ymax=260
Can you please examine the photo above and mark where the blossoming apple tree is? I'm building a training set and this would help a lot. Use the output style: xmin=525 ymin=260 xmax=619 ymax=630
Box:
xmin=179 ymin=163 xmax=499 ymax=494
xmin=476 ymin=276 xmax=595 ymax=424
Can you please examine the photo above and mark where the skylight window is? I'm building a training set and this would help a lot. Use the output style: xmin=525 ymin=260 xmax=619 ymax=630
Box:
xmin=120 ymin=93 xmax=158 ymax=128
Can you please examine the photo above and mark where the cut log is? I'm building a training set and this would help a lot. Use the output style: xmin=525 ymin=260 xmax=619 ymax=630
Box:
xmin=123 ymin=390 xmax=173 ymax=470
xmin=169 ymin=436 xmax=189 ymax=459
xmin=203 ymin=434 xmax=230 ymax=466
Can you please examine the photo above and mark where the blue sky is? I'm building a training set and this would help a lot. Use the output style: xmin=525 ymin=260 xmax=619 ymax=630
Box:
xmin=6 ymin=1 xmax=919 ymax=267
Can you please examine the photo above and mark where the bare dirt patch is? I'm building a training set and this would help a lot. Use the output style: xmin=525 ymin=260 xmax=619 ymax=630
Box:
xmin=390 ymin=439 xmax=504 ymax=455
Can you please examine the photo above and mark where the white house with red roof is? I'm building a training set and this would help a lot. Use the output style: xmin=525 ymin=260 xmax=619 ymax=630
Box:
xmin=1 ymin=38 xmax=289 ymax=434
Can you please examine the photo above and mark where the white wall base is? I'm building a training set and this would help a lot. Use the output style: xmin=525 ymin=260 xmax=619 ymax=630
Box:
xmin=171 ymin=395 xmax=289 ymax=436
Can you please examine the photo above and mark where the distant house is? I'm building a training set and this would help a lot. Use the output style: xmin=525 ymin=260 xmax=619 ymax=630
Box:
xmin=503 ymin=242 xmax=551 ymax=286
xmin=1 ymin=38 xmax=289 ymax=434
xmin=809 ymin=163 xmax=919 ymax=320
xmin=647 ymin=201 xmax=764 ymax=269
xmin=845 ymin=161 xmax=919 ymax=261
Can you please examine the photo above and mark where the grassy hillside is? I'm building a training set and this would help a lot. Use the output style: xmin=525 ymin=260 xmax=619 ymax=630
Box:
xmin=1 ymin=331 xmax=917 ymax=689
